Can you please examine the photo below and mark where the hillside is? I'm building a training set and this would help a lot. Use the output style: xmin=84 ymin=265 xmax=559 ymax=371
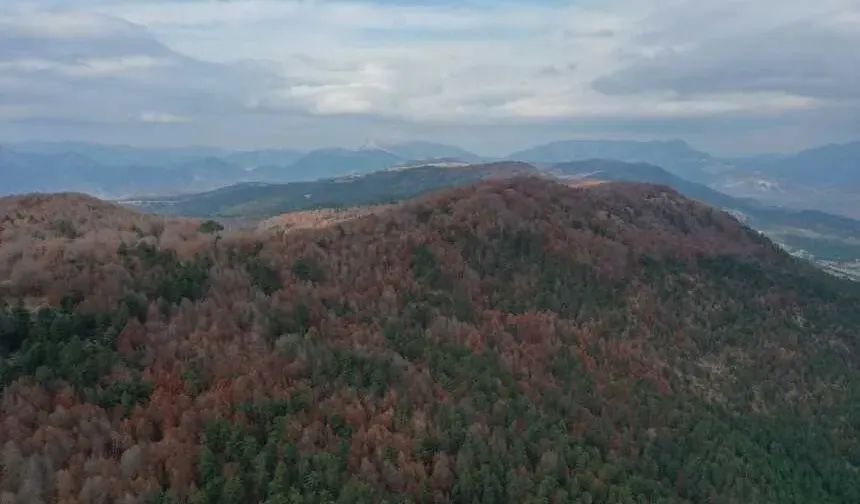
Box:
xmin=0 ymin=192 xmax=206 ymax=304
xmin=552 ymin=160 xmax=860 ymax=278
xmin=257 ymin=204 xmax=397 ymax=233
xmin=125 ymin=162 xmax=539 ymax=218
xmin=2 ymin=179 xmax=860 ymax=504
xmin=124 ymin=158 xmax=860 ymax=279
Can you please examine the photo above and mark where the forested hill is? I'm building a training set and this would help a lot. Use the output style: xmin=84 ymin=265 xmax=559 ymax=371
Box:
xmin=124 ymin=161 xmax=539 ymax=218
xmin=2 ymin=178 xmax=860 ymax=504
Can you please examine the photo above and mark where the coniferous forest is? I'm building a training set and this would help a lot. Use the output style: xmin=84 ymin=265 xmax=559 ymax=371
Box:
xmin=2 ymin=178 xmax=860 ymax=504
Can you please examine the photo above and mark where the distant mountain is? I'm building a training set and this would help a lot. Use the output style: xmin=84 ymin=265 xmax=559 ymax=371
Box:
xmin=124 ymin=161 xmax=539 ymax=217
xmin=508 ymin=139 xmax=724 ymax=181
xmin=224 ymin=149 xmax=305 ymax=170
xmin=0 ymin=141 xmax=489 ymax=197
xmin=0 ymin=147 xmax=247 ymax=198
xmin=550 ymin=159 xmax=746 ymax=209
xmin=709 ymin=140 xmax=860 ymax=219
xmin=250 ymin=148 xmax=403 ymax=182
xmin=0 ymin=144 xmax=402 ymax=197
xmin=377 ymin=141 xmax=483 ymax=162
xmin=236 ymin=143 xmax=482 ymax=182
xmin=762 ymin=141 xmax=860 ymax=187
xmin=0 ymin=148 xmax=105 ymax=195
xmin=6 ymin=138 xmax=859 ymax=222
xmin=10 ymin=141 xmax=227 ymax=167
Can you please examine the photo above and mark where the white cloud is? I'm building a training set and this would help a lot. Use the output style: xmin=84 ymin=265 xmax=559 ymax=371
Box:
xmin=496 ymin=92 xmax=819 ymax=120
xmin=70 ymin=55 xmax=168 ymax=77
xmin=138 ymin=111 xmax=190 ymax=123
xmin=90 ymin=0 xmax=845 ymax=124
xmin=0 ymin=0 xmax=857 ymax=152
xmin=0 ymin=10 xmax=131 ymax=38
xmin=0 ymin=55 xmax=168 ymax=77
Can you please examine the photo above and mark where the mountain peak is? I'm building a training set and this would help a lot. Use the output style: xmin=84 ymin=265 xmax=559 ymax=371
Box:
xmin=358 ymin=137 xmax=391 ymax=152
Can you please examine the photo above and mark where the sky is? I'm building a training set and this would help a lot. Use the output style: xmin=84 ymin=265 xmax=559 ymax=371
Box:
xmin=0 ymin=0 xmax=858 ymax=155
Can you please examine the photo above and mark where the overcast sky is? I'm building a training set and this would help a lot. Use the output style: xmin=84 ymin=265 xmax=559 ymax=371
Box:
xmin=0 ymin=0 xmax=858 ymax=155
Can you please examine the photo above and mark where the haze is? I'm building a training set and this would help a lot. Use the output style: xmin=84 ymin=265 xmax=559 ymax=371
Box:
xmin=2 ymin=0 xmax=858 ymax=155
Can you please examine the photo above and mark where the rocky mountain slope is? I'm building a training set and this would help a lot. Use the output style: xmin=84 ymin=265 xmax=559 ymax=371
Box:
xmin=2 ymin=178 xmax=860 ymax=503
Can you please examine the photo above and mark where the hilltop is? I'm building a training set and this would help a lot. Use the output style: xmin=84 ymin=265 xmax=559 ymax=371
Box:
xmin=2 ymin=178 xmax=860 ymax=503
xmin=1 ymin=192 xmax=167 ymax=239
xmin=0 ymin=192 xmax=210 ymax=307
xmin=125 ymin=158 xmax=860 ymax=280
xmin=549 ymin=160 xmax=860 ymax=278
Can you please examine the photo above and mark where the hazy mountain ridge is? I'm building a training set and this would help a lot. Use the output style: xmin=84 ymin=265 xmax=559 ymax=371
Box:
xmin=0 ymin=141 xmax=484 ymax=198
xmin=707 ymin=141 xmax=860 ymax=219
xmin=123 ymin=161 xmax=539 ymax=217
xmin=0 ymin=146 xmax=248 ymax=198
xmin=506 ymin=139 xmax=728 ymax=182
xmin=3 ymin=138 xmax=859 ymax=220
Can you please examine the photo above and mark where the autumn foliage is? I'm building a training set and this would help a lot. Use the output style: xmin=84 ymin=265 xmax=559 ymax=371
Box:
xmin=2 ymin=179 xmax=860 ymax=504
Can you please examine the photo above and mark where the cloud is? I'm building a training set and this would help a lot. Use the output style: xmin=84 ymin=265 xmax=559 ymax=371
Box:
xmin=0 ymin=55 xmax=169 ymax=78
xmin=593 ymin=1 xmax=860 ymax=101
xmin=0 ymin=0 xmax=857 ymax=154
xmin=138 ymin=111 xmax=190 ymax=124
xmin=0 ymin=10 xmax=130 ymax=38
xmin=0 ymin=8 xmax=286 ymax=126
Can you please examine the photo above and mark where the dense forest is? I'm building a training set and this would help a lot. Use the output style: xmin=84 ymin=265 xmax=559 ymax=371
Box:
xmin=2 ymin=179 xmax=860 ymax=504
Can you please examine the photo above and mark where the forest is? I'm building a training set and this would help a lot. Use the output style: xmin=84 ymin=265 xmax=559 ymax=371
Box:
xmin=2 ymin=179 xmax=860 ymax=504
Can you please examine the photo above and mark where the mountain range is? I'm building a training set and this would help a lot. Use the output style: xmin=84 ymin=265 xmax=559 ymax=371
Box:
xmin=0 ymin=141 xmax=482 ymax=198
xmin=3 ymin=138 xmax=859 ymax=220
xmin=710 ymin=141 xmax=860 ymax=218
